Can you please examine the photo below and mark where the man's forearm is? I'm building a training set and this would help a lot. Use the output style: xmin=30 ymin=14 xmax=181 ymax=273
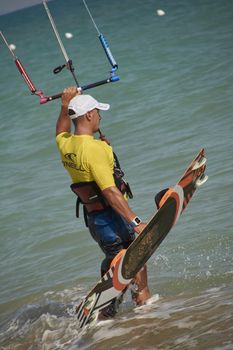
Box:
xmin=102 ymin=186 xmax=138 ymax=223
xmin=56 ymin=87 xmax=80 ymax=136
xmin=56 ymin=106 xmax=71 ymax=135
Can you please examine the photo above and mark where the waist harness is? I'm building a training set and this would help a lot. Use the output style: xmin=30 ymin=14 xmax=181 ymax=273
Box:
xmin=70 ymin=152 xmax=133 ymax=225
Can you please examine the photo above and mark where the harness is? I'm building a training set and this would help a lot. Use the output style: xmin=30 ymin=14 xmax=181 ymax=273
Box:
xmin=70 ymin=153 xmax=133 ymax=225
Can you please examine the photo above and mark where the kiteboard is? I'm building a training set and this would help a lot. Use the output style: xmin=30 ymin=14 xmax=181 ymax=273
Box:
xmin=76 ymin=148 xmax=208 ymax=329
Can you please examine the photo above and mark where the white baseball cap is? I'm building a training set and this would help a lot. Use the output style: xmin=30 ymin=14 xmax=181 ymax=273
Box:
xmin=68 ymin=94 xmax=110 ymax=119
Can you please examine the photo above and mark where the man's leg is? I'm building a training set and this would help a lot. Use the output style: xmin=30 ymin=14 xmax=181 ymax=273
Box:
xmin=90 ymin=211 xmax=125 ymax=318
xmin=131 ymin=264 xmax=150 ymax=305
xmin=88 ymin=209 xmax=150 ymax=313
xmin=113 ymin=211 xmax=151 ymax=305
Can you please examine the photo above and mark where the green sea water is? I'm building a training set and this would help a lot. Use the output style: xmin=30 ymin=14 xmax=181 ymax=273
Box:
xmin=0 ymin=0 xmax=233 ymax=349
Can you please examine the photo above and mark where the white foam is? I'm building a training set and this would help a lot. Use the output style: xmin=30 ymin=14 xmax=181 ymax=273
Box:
xmin=171 ymin=316 xmax=200 ymax=329
xmin=134 ymin=294 xmax=160 ymax=314
xmin=93 ymin=325 xmax=131 ymax=343
xmin=145 ymin=293 xmax=160 ymax=305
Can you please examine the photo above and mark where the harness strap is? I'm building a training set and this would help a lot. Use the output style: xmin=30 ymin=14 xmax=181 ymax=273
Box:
xmin=76 ymin=196 xmax=80 ymax=218
xmin=83 ymin=205 xmax=89 ymax=227
xmin=73 ymin=196 xmax=89 ymax=226
xmin=113 ymin=152 xmax=133 ymax=199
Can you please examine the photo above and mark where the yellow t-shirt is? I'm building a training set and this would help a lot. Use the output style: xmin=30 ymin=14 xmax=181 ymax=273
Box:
xmin=56 ymin=132 xmax=115 ymax=190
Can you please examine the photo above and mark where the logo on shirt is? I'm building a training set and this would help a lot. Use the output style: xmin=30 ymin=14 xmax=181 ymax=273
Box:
xmin=65 ymin=153 xmax=76 ymax=162
xmin=62 ymin=153 xmax=85 ymax=172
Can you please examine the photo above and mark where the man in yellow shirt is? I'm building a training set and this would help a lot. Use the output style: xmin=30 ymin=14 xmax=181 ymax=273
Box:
xmin=56 ymin=87 xmax=150 ymax=316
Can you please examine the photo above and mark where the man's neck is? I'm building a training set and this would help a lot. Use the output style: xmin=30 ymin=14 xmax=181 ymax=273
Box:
xmin=74 ymin=126 xmax=93 ymax=136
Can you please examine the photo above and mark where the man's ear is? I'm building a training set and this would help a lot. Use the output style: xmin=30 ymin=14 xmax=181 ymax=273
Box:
xmin=85 ymin=111 xmax=92 ymax=121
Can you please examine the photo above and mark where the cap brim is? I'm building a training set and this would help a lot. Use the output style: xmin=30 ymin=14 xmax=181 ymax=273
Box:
xmin=97 ymin=102 xmax=110 ymax=111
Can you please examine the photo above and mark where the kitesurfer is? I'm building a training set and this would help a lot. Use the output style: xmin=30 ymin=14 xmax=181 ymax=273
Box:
xmin=56 ymin=87 xmax=150 ymax=316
